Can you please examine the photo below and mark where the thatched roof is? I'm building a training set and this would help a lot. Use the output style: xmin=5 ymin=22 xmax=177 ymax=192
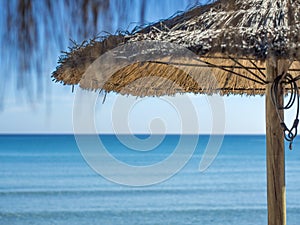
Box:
xmin=52 ymin=0 xmax=300 ymax=97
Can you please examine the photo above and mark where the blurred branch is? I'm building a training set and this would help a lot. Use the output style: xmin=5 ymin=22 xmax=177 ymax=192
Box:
xmin=0 ymin=0 xmax=211 ymax=109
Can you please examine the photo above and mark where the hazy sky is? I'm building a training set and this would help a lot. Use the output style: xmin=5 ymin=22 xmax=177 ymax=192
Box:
xmin=0 ymin=1 xmax=295 ymax=134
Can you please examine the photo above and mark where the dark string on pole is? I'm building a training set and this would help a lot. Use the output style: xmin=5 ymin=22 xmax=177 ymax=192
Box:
xmin=271 ymin=73 xmax=300 ymax=150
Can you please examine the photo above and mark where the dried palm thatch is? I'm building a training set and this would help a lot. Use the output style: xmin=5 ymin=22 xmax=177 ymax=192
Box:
xmin=52 ymin=0 xmax=300 ymax=97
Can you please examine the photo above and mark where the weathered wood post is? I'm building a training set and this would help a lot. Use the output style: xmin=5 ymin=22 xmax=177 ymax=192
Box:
xmin=265 ymin=59 xmax=289 ymax=225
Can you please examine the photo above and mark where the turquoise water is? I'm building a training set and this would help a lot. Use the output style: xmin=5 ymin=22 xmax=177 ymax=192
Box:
xmin=0 ymin=135 xmax=299 ymax=225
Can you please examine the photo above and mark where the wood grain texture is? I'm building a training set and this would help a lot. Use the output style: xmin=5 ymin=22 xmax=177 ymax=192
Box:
xmin=265 ymin=59 xmax=288 ymax=225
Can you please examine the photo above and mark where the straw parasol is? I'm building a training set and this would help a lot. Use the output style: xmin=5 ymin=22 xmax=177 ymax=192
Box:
xmin=52 ymin=0 xmax=300 ymax=224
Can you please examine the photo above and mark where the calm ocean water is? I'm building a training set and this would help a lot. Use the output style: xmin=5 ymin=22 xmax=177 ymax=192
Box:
xmin=0 ymin=135 xmax=299 ymax=225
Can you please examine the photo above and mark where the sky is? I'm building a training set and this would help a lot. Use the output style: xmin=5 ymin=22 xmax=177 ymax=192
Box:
xmin=0 ymin=1 xmax=296 ymax=134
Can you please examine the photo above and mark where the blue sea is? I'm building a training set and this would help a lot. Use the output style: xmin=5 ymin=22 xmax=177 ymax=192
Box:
xmin=0 ymin=135 xmax=300 ymax=225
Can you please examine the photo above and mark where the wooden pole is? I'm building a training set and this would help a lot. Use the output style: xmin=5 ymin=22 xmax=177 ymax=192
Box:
xmin=265 ymin=59 xmax=288 ymax=225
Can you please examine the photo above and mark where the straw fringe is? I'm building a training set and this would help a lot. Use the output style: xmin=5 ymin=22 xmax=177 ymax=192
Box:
xmin=52 ymin=35 xmax=125 ymax=85
xmin=52 ymin=0 xmax=300 ymax=97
